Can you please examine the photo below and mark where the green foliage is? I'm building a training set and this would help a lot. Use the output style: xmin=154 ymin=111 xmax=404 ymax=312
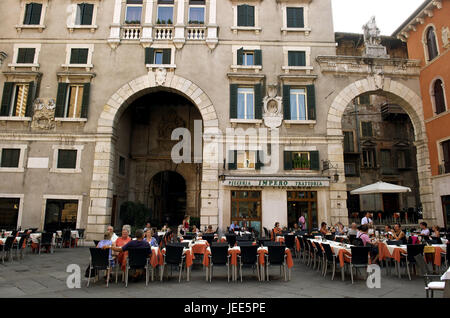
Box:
xmin=119 ymin=201 xmax=152 ymax=233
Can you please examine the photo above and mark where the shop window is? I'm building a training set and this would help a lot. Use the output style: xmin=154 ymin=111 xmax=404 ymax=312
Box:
xmin=231 ymin=190 xmax=261 ymax=234
xmin=44 ymin=199 xmax=78 ymax=232
xmin=0 ymin=198 xmax=20 ymax=230
xmin=287 ymin=191 xmax=317 ymax=230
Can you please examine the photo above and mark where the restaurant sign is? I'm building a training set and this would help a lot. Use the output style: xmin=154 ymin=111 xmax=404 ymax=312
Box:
xmin=221 ymin=179 xmax=330 ymax=188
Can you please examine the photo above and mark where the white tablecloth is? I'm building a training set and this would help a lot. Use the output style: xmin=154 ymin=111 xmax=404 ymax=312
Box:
xmin=310 ymin=238 xmax=352 ymax=257
xmin=441 ymin=267 xmax=450 ymax=280
xmin=56 ymin=230 xmax=79 ymax=238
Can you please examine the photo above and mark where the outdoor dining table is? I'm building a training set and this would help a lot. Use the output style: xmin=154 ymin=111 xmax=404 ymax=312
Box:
xmin=309 ymin=238 xmax=353 ymax=281
xmin=29 ymin=232 xmax=57 ymax=252
xmin=378 ymin=241 xmax=447 ymax=267
xmin=275 ymin=235 xmax=301 ymax=252
xmin=161 ymin=246 xmax=194 ymax=281
xmin=441 ymin=266 xmax=450 ymax=298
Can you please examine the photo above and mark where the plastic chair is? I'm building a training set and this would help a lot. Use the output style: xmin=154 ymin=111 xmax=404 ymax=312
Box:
xmin=349 ymin=246 xmax=371 ymax=284
xmin=209 ymin=244 xmax=231 ymax=282
xmin=238 ymin=245 xmax=260 ymax=282
xmin=160 ymin=244 xmax=185 ymax=282
xmin=87 ymin=247 xmax=112 ymax=287
xmin=125 ymin=248 xmax=151 ymax=287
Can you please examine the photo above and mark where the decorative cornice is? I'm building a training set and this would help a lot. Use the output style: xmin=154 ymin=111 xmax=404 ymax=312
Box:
xmin=316 ymin=55 xmax=421 ymax=78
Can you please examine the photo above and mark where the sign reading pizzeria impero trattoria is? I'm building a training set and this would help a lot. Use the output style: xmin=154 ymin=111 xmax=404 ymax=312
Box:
xmin=221 ymin=178 xmax=330 ymax=188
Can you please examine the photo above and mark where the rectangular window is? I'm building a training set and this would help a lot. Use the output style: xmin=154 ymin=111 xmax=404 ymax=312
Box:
xmin=358 ymin=94 xmax=371 ymax=105
xmin=237 ymin=87 xmax=255 ymax=119
xmin=119 ymin=156 xmax=126 ymax=176
xmin=243 ymin=52 xmax=254 ymax=66
xmin=289 ymin=88 xmax=307 ymax=120
xmin=237 ymin=4 xmax=255 ymax=27
xmin=23 ymin=3 xmax=42 ymax=25
xmin=70 ymin=48 xmax=89 ymax=65
xmin=157 ymin=0 xmax=174 ymax=24
xmin=10 ymin=84 xmax=30 ymax=117
xmin=1 ymin=149 xmax=21 ymax=168
xmin=231 ymin=191 xmax=261 ymax=234
xmin=344 ymin=131 xmax=355 ymax=153
xmin=189 ymin=1 xmax=205 ymax=24
xmin=44 ymin=199 xmax=78 ymax=232
xmin=288 ymin=51 xmax=306 ymax=67
xmin=0 ymin=198 xmax=21 ymax=230
xmin=345 ymin=162 xmax=357 ymax=177
xmin=397 ymin=150 xmax=407 ymax=169
xmin=154 ymin=50 xmax=164 ymax=64
xmin=286 ymin=7 xmax=304 ymax=28
xmin=17 ymin=48 xmax=36 ymax=64
xmin=125 ymin=0 xmax=143 ymax=24
xmin=442 ymin=140 xmax=450 ymax=174
xmin=64 ymin=85 xmax=84 ymax=118
xmin=284 ymin=151 xmax=319 ymax=171
xmin=237 ymin=150 xmax=256 ymax=170
xmin=361 ymin=121 xmax=373 ymax=137
xmin=75 ymin=3 xmax=94 ymax=25
xmin=57 ymin=150 xmax=78 ymax=169
xmin=292 ymin=152 xmax=310 ymax=170
xmin=362 ymin=148 xmax=376 ymax=168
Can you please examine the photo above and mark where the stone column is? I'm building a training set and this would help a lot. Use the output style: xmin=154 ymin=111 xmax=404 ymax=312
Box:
xmin=173 ymin=0 xmax=186 ymax=48
xmin=327 ymin=140 xmax=349 ymax=226
xmin=86 ymin=136 xmax=116 ymax=240
xmin=414 ymin=139 xmax=437 ymax=224
xmin=141 ymin=0 xmax=154 ymax=47
xmin=108 ymin=0 xmax=123 ymax=49
xmin=206 ymin=0 xmax=218 ymax=49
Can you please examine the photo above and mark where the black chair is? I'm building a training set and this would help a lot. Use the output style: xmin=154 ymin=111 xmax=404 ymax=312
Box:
xmin=238 ymin=245 xmax=260 ymax=282
xmin=263 ymin=227 xmax=270 ymax=238
xmin=87 ymin=248 xmax=112 ymax=287
xmin=62 ymin=229 xmax=72 ymax=248
xmin=284 ymin=235 xmax=296 ymax=257
xmin=297 ymin=236 xmax=306 ymax=262
xmin=76 ymin=229 xmax=85 ymax=246
xmin=387 ymin=240 xmax=402 ymax=246
xmin=182 ymin=234 xmax=195 ymax=240
xmin=237 ymin=241 xmax=254 ymax=247
xmin=348 ymin=234 xmax=356 ymax=242
xmin=225 ymin=233 xmax=236 ymax=247
xmin=349 ymin=246 xmax=371 ymax=284
xmin=441 ymin=243 xmax=449 ymax=269
xmin=14 ymin=235 xmax=28 ymax=260
xmin=258 ymin=238 xmax=271 ymax=247
xmin=401 ymin=244 xmax=425 ymax=280
xmin=414 ymin=254 xmax=445 ymax=298
xmin=314 ymin=241 xmax=325 ymax=273
xmin=202 ymin=234 xmax=215 ymax=246
xmin=322 ymin=243 xmax=338 ymax=280
xmin=39 ymin=232 xmax=54 ymax=254
xmin=325 ymin=234 xmax=335 ymax=241
xmin=237 ymin=234 xmax=252 ymax=241
xmin=125 ymin=248 xmax=151 ymax=287
xmin=1 ymin=236 xmax=15 ymax=263
xmin=266 ymin=245 xmax=287 ymax=281
xmin=209 ymin=244 xmax=230 ymax=282
xmin=305 ymin=239 xmax=316 ymax=268
xmin=161 ymin=244 xmax=185 ymax=282
xmin=351 ymin=238 xmax=364 ymax=247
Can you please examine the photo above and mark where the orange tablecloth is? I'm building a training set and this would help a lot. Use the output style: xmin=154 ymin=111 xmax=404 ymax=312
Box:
xmin=434 ymin=246 xmax=445 ymax=267
xmin=192 ymin=242 xmax=209 ymax=255
xmin=150 ymin=248 xmax=164 ymax=268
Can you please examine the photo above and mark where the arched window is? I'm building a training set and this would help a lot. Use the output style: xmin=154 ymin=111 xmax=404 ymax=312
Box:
xmin=434 ymin=79 xmax=446 ymax=114
xmin=426 ymin=27 xmax=439 ymax=61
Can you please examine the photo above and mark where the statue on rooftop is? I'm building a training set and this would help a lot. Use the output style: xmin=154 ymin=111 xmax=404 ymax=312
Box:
xmin=363 ymin=16 xmax=382 ymax=46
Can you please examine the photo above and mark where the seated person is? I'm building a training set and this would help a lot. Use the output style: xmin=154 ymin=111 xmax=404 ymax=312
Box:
xmin=144 ymin=229 xmax=158 ymax=248
xmin=419 ymin=222 xmax=430 ymax=236
xmin=205 ymin=225 xmax=215 ymax=234
xmin=319 ymin=222 xmax=329 ymax=236
xmin=347 ymin=223 xmax=358 ymax=236
xmin=229 ymin=221 xmax=240 ymax=233
xmin=384 ymin=225 xmax=394 ymax=240
xmin=111 ymin=229 xmax=151 ymax=280
xmin=273 ymin=222 xmax=283 ymax=237
xmin=292 ymin=223 xmax=300 ymax=232
xmin=161 ymin=223 xmax=169 ymax=232
xmin=357 ymin=224 xmax=379 ymax=263
xmin=191 ymin=225 xmax=199 ymax=234
xmin=431 ymin=225 xmax=440 ymax=238
xmin=143 ymin=222 xmax=152 ymax=232
xmin=107 ymin=225 xmax=118 ymax=243
xmin=334 ymin=222 xmax=346 ymax=235
xmin=97 ymin=231 xmax=114 ymax=266
xmin=392 ymin=223 xmax=406 ymax=243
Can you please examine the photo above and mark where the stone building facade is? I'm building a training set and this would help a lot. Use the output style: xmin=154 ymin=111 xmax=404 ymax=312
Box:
xmin=0 ymin=0 xmax=438 ymax=239
xmin=393 ymin=0 xmax=450 ymax=229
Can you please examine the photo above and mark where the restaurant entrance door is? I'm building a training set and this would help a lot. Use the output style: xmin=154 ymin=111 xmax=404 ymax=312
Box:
xmin=287 ymin=191 xmax=318 ymax=231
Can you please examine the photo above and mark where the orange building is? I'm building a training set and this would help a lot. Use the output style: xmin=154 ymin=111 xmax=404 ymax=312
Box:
xmin=394 ymin=0 xmax=450 ymax=228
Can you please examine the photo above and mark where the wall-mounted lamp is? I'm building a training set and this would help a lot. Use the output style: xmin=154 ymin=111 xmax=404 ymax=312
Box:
xmin=218 ymin=175 xmax=226 ymax=181
xmin=323 ymin=160 xmax=340 ymax=183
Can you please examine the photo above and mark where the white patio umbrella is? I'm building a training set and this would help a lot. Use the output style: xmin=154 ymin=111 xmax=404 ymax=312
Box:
xmin=350 ymin=181 xmax=412 ymax=195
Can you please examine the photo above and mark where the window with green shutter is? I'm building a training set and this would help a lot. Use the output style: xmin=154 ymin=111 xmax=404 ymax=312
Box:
xmin=17 ymin=48 xmax=36 ymax=64
xmin=286 ymin=7 xmax=304 ymax=28
xmin=229 ymin=84 xmax=238 ymax=119
xmin=237 ymin=4 xmax=255 ymax=27
xmin=288 ymin=51 xmax=306 ymax=67
xmin=57 ymin=150 xmax=77 ymax=169
xmin=284 ymin=151 xmax=319 ymax=171
xmin=1 ymin=82 xmax=15 ymax=116
xmin=76 ymin=3 xmax=94 ymax=26
xmin=70 ymin=48 xmax=89 ymax=64
xmin=23 ymin=3 xmax=42 ymax=25
xmin=1 ymin=149 xmax=21 ymax=168
xmin=228 ymin=150 xmax=237 ymax=170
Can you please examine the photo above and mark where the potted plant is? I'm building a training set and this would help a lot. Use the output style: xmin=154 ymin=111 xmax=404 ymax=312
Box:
xmin=167 ymin=19 xmax=172 ymax=25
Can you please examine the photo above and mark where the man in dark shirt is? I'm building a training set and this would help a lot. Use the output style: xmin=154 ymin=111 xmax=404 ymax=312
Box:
xmin=111 ymin=229 xmax=150 ymax=280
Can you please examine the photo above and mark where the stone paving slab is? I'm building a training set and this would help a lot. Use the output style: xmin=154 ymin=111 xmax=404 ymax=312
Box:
xmin=0 ymin=247 xmax=435 ymax=298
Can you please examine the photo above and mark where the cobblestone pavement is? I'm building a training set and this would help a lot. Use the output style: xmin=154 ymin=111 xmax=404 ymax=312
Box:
xmin=0 ymin=245 xmax=432 ymax=298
